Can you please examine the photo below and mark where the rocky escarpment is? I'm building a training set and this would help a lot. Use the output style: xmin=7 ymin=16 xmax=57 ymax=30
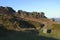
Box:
xmin=17 ymin=10 xmax=47 ymax=18
xmin=0 ymin=6 xmax=54 ymax=31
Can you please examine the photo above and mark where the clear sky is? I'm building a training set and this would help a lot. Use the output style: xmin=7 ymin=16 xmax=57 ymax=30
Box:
xmin=0 ymin=0 xmax=60 ymax=18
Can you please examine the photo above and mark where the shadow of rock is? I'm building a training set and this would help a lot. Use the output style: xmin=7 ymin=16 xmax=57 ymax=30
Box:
xmin=19 ymin=20 xmax=36 ymax=28
xmin=0 ymin=29 xmax=58 ymax=40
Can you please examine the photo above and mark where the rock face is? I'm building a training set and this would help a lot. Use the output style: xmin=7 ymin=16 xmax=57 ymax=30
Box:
xmin=0 ymin=6 xmax=47 ymax=18
xmin=17 ymin=10 xmax=47 ymax=18
xmin=0 ymin=6 xmax=16 ymax=15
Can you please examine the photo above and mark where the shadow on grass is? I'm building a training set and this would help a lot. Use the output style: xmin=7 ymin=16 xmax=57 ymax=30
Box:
xmin=0 ymin=29 xmax=59 ymax=40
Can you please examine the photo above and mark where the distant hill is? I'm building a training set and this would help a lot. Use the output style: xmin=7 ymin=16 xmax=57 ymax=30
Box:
xmin=55 ymin=18 xmax=60 ymax=22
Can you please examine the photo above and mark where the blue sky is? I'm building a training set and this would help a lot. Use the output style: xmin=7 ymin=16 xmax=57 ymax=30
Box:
xmin=0 ymin=0 xmax=60 ymax=18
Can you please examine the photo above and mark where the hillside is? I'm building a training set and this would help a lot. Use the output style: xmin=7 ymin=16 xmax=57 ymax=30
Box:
xmin=0 ymin=6 xmax=48 ymax=30
xmin=0 ymin=6 xmax=60 ymax=40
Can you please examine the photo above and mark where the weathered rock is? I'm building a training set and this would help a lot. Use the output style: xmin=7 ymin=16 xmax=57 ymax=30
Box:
xmin=0 ymin=6 xmax=16 ymax=15
xmin=43 ymin=29 xmax=52 ymax=33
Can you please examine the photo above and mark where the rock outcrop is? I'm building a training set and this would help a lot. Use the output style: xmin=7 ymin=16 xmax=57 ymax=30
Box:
xmin=17 ymin=10 xmax=47 ymax=18
xmin=0 ymin=6 xmax=48 ymax=31
xmin=0 ymin=6 xmax=16 ymax=15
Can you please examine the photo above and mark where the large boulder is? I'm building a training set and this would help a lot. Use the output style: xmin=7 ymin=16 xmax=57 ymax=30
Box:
xmin=5 ymin=7 xmax=16 ymax=14
xmin=0 ymin=6 xmax=16 ymax=15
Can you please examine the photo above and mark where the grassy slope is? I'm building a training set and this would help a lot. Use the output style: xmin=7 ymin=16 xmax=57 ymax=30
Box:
xmin=52 ymin=24 xmax=60 ymax=39
xmin=0 ymin=15 xmax=60 ymax=40
xmin=0 ymin=30 xmax=58 ymax=40
xmin=38 ymin=24 xmax=60 ymax=40
xmin=23 ymin=18 xmax=60 ymax=40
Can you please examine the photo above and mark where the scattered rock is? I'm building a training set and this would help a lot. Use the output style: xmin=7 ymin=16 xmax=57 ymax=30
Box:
xmin=43 ymin=29 xmax=52 ymax=33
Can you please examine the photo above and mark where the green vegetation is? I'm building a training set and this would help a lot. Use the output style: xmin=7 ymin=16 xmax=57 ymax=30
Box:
xmin=38 ymin=24 xmax=60 ymax=40
xmin=53 ymin=24 xmax=60 ymax=30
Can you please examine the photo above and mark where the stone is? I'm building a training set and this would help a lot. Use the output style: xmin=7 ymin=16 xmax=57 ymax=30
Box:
xmin=43 ymin=29 xmax=52 ymax=33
